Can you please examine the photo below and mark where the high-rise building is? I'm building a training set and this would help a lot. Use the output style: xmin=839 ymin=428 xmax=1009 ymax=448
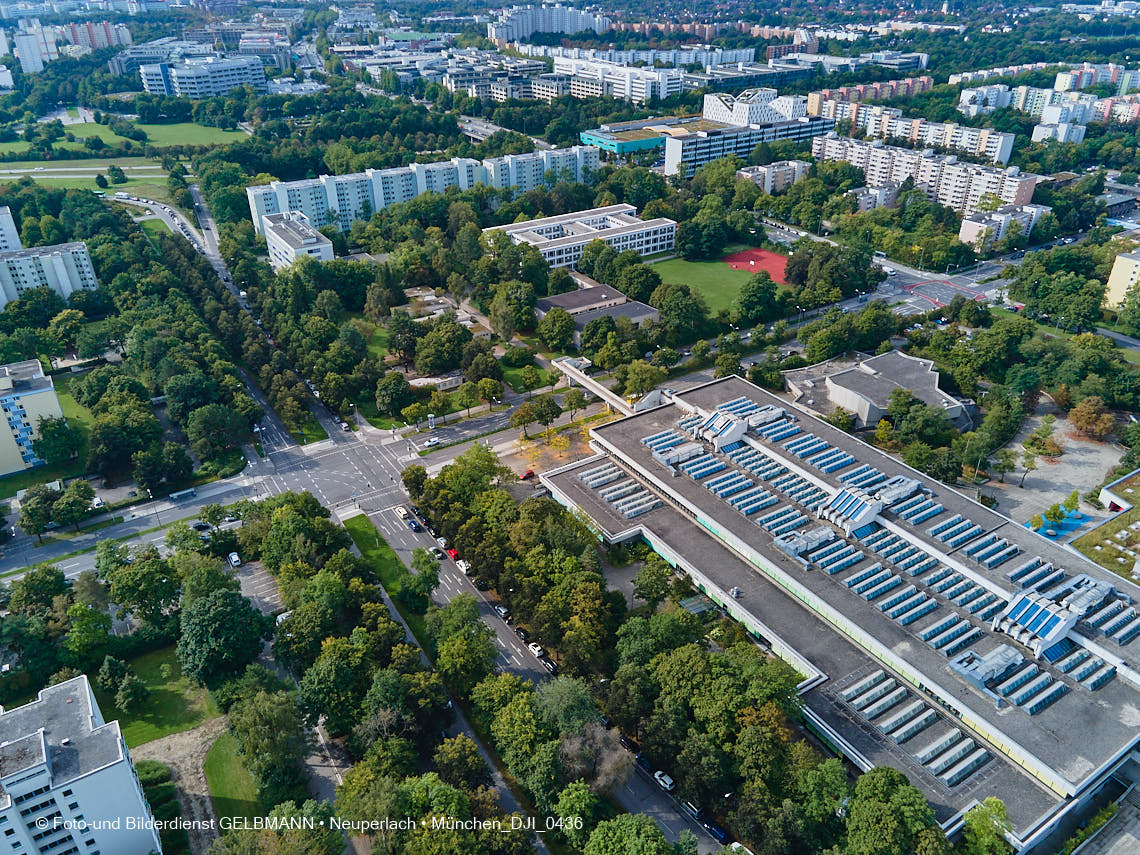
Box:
xmin=13 ymin=31 xmax=43 ymax=73
xmin=958 ymin=203 xmax=1053 ymax=251
xmin=552 ymin=57 xmax=684 ymax=104
xmin=58 ymin=21 xmax=132 ymax=50
xmin=0 ymin=359 xmax=64 ymax=474
xmin=0 ymin=675 xmax=161 ymax=854
xmin=0 ymin=242 xmax=99 ymax=308
xmin=247 ymin=146 xmax=600 ymax=234
xmin=736 ymin=160 xmax=810 ymax=194
xmin=811 ymin=134 xmax=1040 ymax=216
xmin=487 ymin=4 xmax=611 ymax=42
xmin=139 ymin=55 xmax=266 ymax=98
xmin=0 ymin=206 xmax=21 ymax=251
xmin=1106 ymin=250 xmax=1140 ymax=307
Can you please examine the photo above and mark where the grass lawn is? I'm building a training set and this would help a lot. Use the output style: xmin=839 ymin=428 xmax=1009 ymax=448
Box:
xmin=368 ymin=323 xmax=389 ymax=359
xmin=503 ymin=364 xmax=556 ymax=394
xmin=0 ymin=140 xmax=30 ymax=155
xmin=35 ymin=515 xmax=124 ymax=546
xmin=344 ymin=514 xmax=431 ymax=651
xmin=139 ymin=218 xmax=171 ymax=241
xmin=91 ymin=646 xmax=220 ymax=747
xmin=292 ymin=411 xmax=329 ymax=445
xmin=0 ymin=155 xmax=160 ymax=171
xmin=652 ymin=255 xmax=754 ymax=313
xmin=137 ymin=122 xmax=247 ymax=147
xmin=204 ymin=731 xmax=261 ymax=824
xmin=357 ymin=398 xmax=401 ymax=430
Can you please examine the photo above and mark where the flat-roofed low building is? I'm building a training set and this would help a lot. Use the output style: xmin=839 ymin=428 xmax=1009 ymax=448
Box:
xmin=1106 ymin=250 xmax=1140 ymax=307
xmin=541 ymin=370 xmax=1140 ymax=853
xmin=570 ymin=300 xmax=658 ymax=345
xmin=0 ymin=675 xmax=160 ymax=855
xmin=262 ymin=211 xmax=334 ymax=271
xmin=485 ymin=204 xmax=676 ymax=269
xmin=783 ymin=350 xmax=971 ymax=428
xmin=957 ymin=203 xmax=1052 ymax=252
xmin=534 ymin=285 xmax=629 ymax=318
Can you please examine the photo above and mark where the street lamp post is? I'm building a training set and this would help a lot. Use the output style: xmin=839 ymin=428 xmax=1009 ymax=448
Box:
xmin=147 ymin=489 xmax=160 ymax=525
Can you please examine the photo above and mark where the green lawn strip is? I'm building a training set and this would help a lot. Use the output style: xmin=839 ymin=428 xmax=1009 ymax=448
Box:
xmin=92 ymin=646 xmax=220 ymax=747
xmin=34 ymin=515 xmax=124 ymax=546
xmin=0 ymin=140 xmax=30 ymax=155
xmin=138 ymin=218 xmax=171 ymax=241
xmin=291 ymin=411 xmax=329 ymax=445
xmin=367 ymin=322 xmax=389 ymax=358
xmin=0 ymin=155 xmax=160 ymax=171
xmin=356 ymin=397 xmax=400 ymax=429
xmin=651 ymin=255 xmax=754 ymax=313
xmin=344 ymin=514 xmax=434 ymax=653
xmin=502 ymin=364 xmax=556 ymax=394
xmin=0 ymin=459 xmax=86 ymax=499
xmin=204 ymin=731 xmax=262 ymax=824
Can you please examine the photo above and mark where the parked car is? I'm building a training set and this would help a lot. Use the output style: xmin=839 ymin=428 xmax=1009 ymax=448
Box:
xmin=635 ymin=753 xmax=652 ymax=772
xmin=654 ymin=771 xmax=676 ymax=792
xmin=407 ymin=519 xmax=421 ymax=532
xmin=539 ymin=656 xmax=558 ymax=674
xmin=527 ymin=642 xmax=545 ymax=658
xmin=436 ymin=536 xmax=448 ymax=549
xmin=520 ymin=470 xmax=535 ymax=480
xmin=429 ymin=547 xmax=445 ymax=560
xmin=423 ymin=437 xmax=440 ymax=448
xmin=493 ymin=604 xmax=510 ymax=621
xmin=702 ymin=820 xmax=730 ymax=845
xmin=91 ymin=497 xmax=105 ymax=509
xmin=228 ymin=552 xmax=241 ymax=568
xmin=192 ymin=521 xmax=211 ymax=532
xmin=456 ymin=559 xmax=472 ymax=575
xmin=514 ymin=627 xmax=530 ymax=643
xmin=618 ymin=735 xmax=639 ymax=753
xmin=474 ymin=579 xmax=490 ymax=591
xmin=447 ymin=548 xmax=459 ymax=560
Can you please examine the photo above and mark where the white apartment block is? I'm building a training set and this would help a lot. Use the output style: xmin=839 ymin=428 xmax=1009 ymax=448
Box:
xmin=0 ymin=675 xmax=161 ymax=855
xmin=247 ymin=146 xmax=600 ymax=234
xmin=702 ymin=89 xmax=807 ymax=125
xmin=947 ymin=62 xmax=1055 ymax=85
xmin=0 ymin=206 xmax=21 ymax=252
xmin=13 ymin=31 xmax=42 ymax=73
xmin=484 ymin=204 xmax=675 ymax=269
xmin=514 ymin=43 xmax=754 ymax=67
xmin=1106 ymin=250 xmax=1140 ymax=307
xmin=957 ymin=84 xmax=1012 ymax=117
xmin=862 ymin=114 xmax=1016 ymax=164
xmin=0 ymin=359 xmax=64 ymax=474
xmin=263 ymin=212 xmax=334 ymax=271
xmin=811 ymin=134 xmax=1040 ymax=216
xmin=958 ymin=203 xmax=1052 ymax=251
xmin=1011 ymin=86 xmax=1098 ymax=119
xmin=0 ymin=242 xmax=97 ymax=309
xmin=1032 ymin=122 xmax=1087 ymax=143
xmin=736 ymin=160 xmax=810 ymax=194
xmin=488 ymin=4 xmax=611 ymax=42
xmin=0 ymin=66 xmax=12 ymax=90
xmin=140 ymin=55 xmax=266 ymax=97
xmin=552 ymin=57 xmax=683 ymax=104
xmin=58 ymin=22 xmax=132 ymax=49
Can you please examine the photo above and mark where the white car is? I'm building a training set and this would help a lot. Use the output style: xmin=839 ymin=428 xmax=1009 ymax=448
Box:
xmin=653 ymin=771 xmax=676 ymax=792
xmin=436 ymin=536 xmax=447 ymax=549
xmin=228 ymin=552 xmax=241 ymax=567
xmin=456 ymin=559 xmax=472 ymax=575
xmin=528 ymin=642 xmax=546 ymax=658
xmin=423 ymin=437 xmax=440 ymax=448
xmin=882 ymin=266 xmax=898 ymax=276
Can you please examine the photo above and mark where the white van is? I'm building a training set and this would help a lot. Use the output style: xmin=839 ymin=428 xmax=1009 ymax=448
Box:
xmin=395 ymin=506 xmax=409 ymax=520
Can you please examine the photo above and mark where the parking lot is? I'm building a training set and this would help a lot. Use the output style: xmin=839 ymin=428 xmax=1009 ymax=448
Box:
xmin=237 ymin=559 xmax=284 ymax=616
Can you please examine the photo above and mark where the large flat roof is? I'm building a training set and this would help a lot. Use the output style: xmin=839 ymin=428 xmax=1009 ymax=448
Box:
xmin=544 ymin=374 xmax=1140 ymax=842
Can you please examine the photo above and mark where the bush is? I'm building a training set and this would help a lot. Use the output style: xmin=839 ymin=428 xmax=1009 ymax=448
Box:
xmin=210 ymin=663 xmax=292 ymax=713
xmin=145 ymin=781 xmax=178 ymax=807
xmin=501 ymin=345 xmax=534 ymax=367
xmin=151 ymin=800 xmax=181 ymax=822
xmin=135 ymin=760 xmax=173 ymax=787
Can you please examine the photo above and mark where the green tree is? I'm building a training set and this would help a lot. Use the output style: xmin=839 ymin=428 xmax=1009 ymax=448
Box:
xmin=520 ymin=364 xmax=543 ymax=398
xmin=402 ymin=464 xmax=428 ymax=499
xmin=63 ymin=603 xmax=111 ymax=666
xmin=1043 ymin=503 xmax=1064 ymax=524
xmin=186 ymin=404 xmax=247 ymax=460
xmin=298 ymin=636 xmax=372 ymax=736
xmin=554 ymin=780 xmax=601 ymax=848
xmin=229 ymin=690 xmax=310 ymax=806
xmin=845 ymin=768 xmax=944 ymax=855
xmin=993 ymin=449 xmax=1017 ymax=483
xmin=584 ymin=813 xmax=673 ymax=855
xmin=477 ymin=377 xmax=502 ymax=408
xmin=537 ymin=307 xmax=576 ymax=352
xmin=624 ymin=360 xmax=667 ymax=397
xmin=115 ymin=673 xmax=150 ymax=712
xmin=510 ymin=401 xmax=537 ymax=438
xmin=961 ymin=797 xmax=1013 ymax=855
xmin=18 ymin=487 xmax=57 ymax=543
xmin=632 ymin=555 xmax=671 ymax=611
xmin=32 ymin=416 xmax=82 ymax=465
xmin=178 ymin=589 xmax=271 ymax=687
xmin=1030 ymin=514 xmax=1044 ymax=530
xmin=433 ymin=734 xmax=491 ymax=791
xmin=107 ymin=164 xmax=127 ymax=184
xmin=1020 ymin=450 xmax=1037 ymax=487
xmin=454 ymin=381 xmax=480 ymax=416
xmin=564 ymin=388 xmax=589 ymax=422
xmin=401 ymin=402 xmax=428 ymax=427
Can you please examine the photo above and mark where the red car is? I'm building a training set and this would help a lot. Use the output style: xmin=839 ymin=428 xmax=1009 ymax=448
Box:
xmin=520 ymin=470 xmax=535 ymax=480
xmin=447 ymin=548 xmax=459 ymax=561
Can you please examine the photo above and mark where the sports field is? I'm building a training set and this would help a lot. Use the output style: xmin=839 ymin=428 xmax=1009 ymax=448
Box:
xmin=652 ymin=246 xmax=790 ymax=313
xmin=722 ymin=247 xmax=789 ymax=284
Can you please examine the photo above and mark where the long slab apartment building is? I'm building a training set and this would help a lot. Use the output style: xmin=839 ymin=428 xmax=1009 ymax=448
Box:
xmin=812 ymin=134 xmax=1039 ymax=216
xmin=543 ymin=371 xmax=1140 ymax=853
xmin=247 ymin=145 xmax=600 ymax=234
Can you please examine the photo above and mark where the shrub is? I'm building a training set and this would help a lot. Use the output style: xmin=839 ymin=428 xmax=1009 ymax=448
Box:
xmin=135 ymin=760 xmax=173 ymax=787
xmin=144 ymin=782 xmax=178 ymax=807
xmin=501 ymin=345 xmax=535 ymax=367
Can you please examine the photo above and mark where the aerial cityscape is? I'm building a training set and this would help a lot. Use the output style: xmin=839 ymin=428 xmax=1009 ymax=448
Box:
xmin=5 ymin=1 xmax=1140 ymax=855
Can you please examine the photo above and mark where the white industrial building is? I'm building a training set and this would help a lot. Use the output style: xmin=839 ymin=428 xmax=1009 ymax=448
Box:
xmin=812 ymin=135 xmax=1040 ymax=216
xmin=140 ymin=55 xmax=266 ymax=97
xmin=263 ymin=212 xmax=334 ymax=271
xmin=247 ymin=145 xmax=600 ymax=234
xmin=0 ymin=675 xmax=162 ymax=855
xmin=484 ymin=204 xmax=676 ymax=268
